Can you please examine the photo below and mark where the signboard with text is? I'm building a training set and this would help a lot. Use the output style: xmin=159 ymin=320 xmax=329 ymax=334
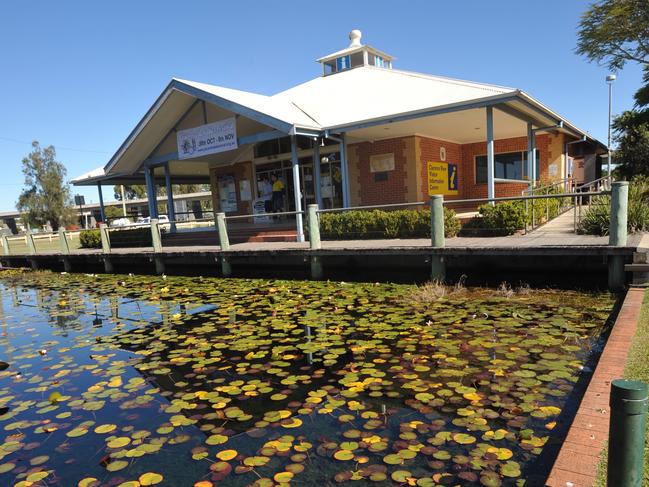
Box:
xmin=427 ymin=161 xmax=459 ymax=196
xmin=177 ymin=118 xmax=238 ymax=160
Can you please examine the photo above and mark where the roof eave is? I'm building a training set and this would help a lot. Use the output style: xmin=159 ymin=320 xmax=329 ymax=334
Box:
xmin=516 ymin=91 xmax=608 ymax=151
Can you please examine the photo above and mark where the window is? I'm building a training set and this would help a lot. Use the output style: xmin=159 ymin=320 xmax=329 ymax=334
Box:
xmin=254 ymin=136 xmax=315 ymax=158
xmin=336 ymin=55 xmax=350 ymax=71
xmin=350 ymin=51 xmax=364 ymax=68
xmin=475 ymin=150 xmax=540 ymax=184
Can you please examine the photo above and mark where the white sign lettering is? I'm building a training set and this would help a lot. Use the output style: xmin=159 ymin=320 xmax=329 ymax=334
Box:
xmin=176 ymin=118 xmax=238 ymax=160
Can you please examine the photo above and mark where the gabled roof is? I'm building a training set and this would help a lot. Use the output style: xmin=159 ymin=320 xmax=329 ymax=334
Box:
xmin=176 ymin=79 xmax=321 ymax=130
xmin=73 ymin=62 xmax=605 ymax=185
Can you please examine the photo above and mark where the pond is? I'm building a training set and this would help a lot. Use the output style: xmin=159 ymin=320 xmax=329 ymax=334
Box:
xmin=0 ymin=271 xmax=615 ymax=487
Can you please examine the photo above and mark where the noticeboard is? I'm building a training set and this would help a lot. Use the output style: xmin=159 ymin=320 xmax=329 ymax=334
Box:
xmin=427 ymin=161 xmax=459 ymax=196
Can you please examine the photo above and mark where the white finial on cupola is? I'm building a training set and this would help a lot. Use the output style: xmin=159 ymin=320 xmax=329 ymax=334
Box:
xmin=348 ymin=29 xmax=362 ymax=47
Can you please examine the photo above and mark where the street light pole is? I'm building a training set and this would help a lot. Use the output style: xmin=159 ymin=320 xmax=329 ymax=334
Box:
xmin=606 ymin=74 xmax=616 ymax=177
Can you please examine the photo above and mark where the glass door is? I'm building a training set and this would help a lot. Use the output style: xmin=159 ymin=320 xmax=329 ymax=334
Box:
xmin=319 ymin=152 xmax=343 ymax=209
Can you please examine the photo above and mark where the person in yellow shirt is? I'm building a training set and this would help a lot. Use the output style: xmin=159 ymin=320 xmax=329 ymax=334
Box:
xmin=271 ymin=174 xmax=284 ymax=214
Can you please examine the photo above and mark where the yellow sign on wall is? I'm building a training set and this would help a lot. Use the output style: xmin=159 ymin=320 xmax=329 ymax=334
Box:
xmin=427 ymin=161 xmax=459 ymax=196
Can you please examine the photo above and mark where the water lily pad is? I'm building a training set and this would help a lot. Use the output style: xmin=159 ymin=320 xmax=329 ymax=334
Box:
xmin=139 ymin=472 xmax=164 ymax=485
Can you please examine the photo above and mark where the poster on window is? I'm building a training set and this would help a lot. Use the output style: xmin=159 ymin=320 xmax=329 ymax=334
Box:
xmin=177 ymin=118 xmax=238 ymax=160
xmin=427 ymin=161 xmax=459 ymax=196
xmin=217 ymin=175 xmax=238 ymax=213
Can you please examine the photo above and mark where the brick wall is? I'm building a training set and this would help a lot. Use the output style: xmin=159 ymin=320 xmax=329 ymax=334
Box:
xmin=417 ymin=136 xmax=463 ymax=201
xmin=349 ymin=137 xmax=412 ymax=206
xmin=460 ymin=134 xmax=555 ymax=199
xmin=209 ymin=161 xmax=253 ymax=215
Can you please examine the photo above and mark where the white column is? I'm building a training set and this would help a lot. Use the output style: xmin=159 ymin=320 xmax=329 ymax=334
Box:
xmin=313 ymin=141 xmax=322 ymax=208
xmin=290 ymin=135 xmax=305 ymax=242
xmin=527 ymin=122 xmax=535 ymax=193
xmin=339 ymin=133 xmax=350 ymax=207
xmin=486 ymin=107 xmax=495 ymax=202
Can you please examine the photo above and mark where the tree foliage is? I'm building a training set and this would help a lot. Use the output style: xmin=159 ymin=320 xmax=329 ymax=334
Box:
xmin=612 ymin=110 xmax=649 ymax=178
xmin=16 ymin=141 xmax=76 ymax=231
xmin=576 ymin=0 xmax=649 ymax=70
xmin=577 ymin=0 xmax=649 ymax=177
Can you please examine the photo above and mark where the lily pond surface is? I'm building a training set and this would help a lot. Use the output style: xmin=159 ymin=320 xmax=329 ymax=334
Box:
xmin=0 ymin=271 xmax=616 ymax=487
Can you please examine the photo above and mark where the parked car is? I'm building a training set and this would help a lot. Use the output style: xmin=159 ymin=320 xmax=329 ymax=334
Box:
xmin=135 ymin=215 xmax=169 ymax=225
xmin=110 ymin=218 xmax=132 ymax=227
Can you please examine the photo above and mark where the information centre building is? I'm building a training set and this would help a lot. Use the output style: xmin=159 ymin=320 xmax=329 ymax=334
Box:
xmin=73 ymin=30 xmax=606 ymax=241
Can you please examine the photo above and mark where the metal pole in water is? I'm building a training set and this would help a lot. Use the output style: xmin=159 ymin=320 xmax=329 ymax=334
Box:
xmin=430 ymin=195 xmax=445 ymax=281
xmin=216 ymin=213 xmax=230 ymax=251
xmin=607 ymin=379 xmax=647 ymax=486
xmin=608 ymin=182 xmax=629 ymax=291
xmin=609 ymin=181 xmax=629 ymax=247
xmin=307 ymin=204 xmax=321 ymax=250
xmin=2 ymin=235 xmax=10 ymax=256
xmin=430 ymin=195 xmax=445 ymax=248
xmin=216 ymin=212 xmax=231 ymax=277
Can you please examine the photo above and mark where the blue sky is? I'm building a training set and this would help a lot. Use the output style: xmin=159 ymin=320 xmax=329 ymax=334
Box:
xmin=0 ymin=0 xmax=644 ymax=211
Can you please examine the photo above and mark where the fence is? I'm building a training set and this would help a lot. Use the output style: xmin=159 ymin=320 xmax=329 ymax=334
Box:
xmin=1 ymin=229 xmax=82 ymax=257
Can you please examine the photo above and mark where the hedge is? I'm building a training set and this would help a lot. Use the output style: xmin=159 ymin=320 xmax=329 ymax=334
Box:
xmin=460 ymin=202 xmax=527 ymax=236
xmin=318 ymin=208 xmax=460 ymax=239
xmin=79 ymin=227 xmax=157 ymax=249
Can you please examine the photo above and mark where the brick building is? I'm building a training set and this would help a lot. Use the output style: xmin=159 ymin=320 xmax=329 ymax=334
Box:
xmin=73 ymin=30 xmax=606 ymax=241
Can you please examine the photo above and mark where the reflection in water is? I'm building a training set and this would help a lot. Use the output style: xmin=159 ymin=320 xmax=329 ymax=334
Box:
xmin=0 ymin=271 xmax=615 ymax=486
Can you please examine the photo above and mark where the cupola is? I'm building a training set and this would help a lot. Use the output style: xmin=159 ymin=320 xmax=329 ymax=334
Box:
xmin=317 ymin=30 xmax=394 ymax=76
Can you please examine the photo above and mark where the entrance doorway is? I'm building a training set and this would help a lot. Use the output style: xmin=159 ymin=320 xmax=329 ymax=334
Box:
xmin=253 ymin=151 xmax=343 ymax=215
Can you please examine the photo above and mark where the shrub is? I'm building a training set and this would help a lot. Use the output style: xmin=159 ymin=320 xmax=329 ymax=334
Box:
xmin=580 ymin=176 xmax=649 ymax=235
xmin=79 ymin=229 xmax=101 ymax=248
xmin=79 ymin=227 xmax=157 ymax=249
xmin=462 ymin=202 xmax=527 ymax=236
xmin=319 ymin=208 xmax=460 ymax=240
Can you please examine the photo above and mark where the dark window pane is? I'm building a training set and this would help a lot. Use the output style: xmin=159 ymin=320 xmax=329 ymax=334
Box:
xmin=476 ymin=156 xmax=487 ymax=184
xmin=374 ymin=172 xmax=389 ymax=182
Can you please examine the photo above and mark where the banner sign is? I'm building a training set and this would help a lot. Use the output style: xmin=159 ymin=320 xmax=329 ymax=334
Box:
xmin=427 ymin=161 xmax=459 ymax=196
xmin=177 ymin=118 xmax=237 ymax=160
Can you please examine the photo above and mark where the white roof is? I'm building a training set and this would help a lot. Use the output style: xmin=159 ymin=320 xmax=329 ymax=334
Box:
xmin=273 ymin=66 xmax=516 ymax=129
xmin=73 ymin=62 xmax=604 ymax=183
xmin=70 ymin=166 xmax=105 ymax=184
xmin=176 ymin=79 xmax=321 ymax=130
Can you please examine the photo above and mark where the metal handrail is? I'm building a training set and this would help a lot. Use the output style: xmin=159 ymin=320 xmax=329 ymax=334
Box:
xmin=225 ymin=210 xmax=304 ymax=220
xmin=312 ymin=191 xmax=607 ymax=215
xmin=577 ymin=175 xmax=612 ymax=192
xmin=441 ymin=191 xmax=607 ymax=205
xmin=166 ymin=217 xmax=215 ymax=225
xmin=317 ymin=201 xmax=427 ymax=214
xmin=522 ymin=178 xmax=573 ymax=196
